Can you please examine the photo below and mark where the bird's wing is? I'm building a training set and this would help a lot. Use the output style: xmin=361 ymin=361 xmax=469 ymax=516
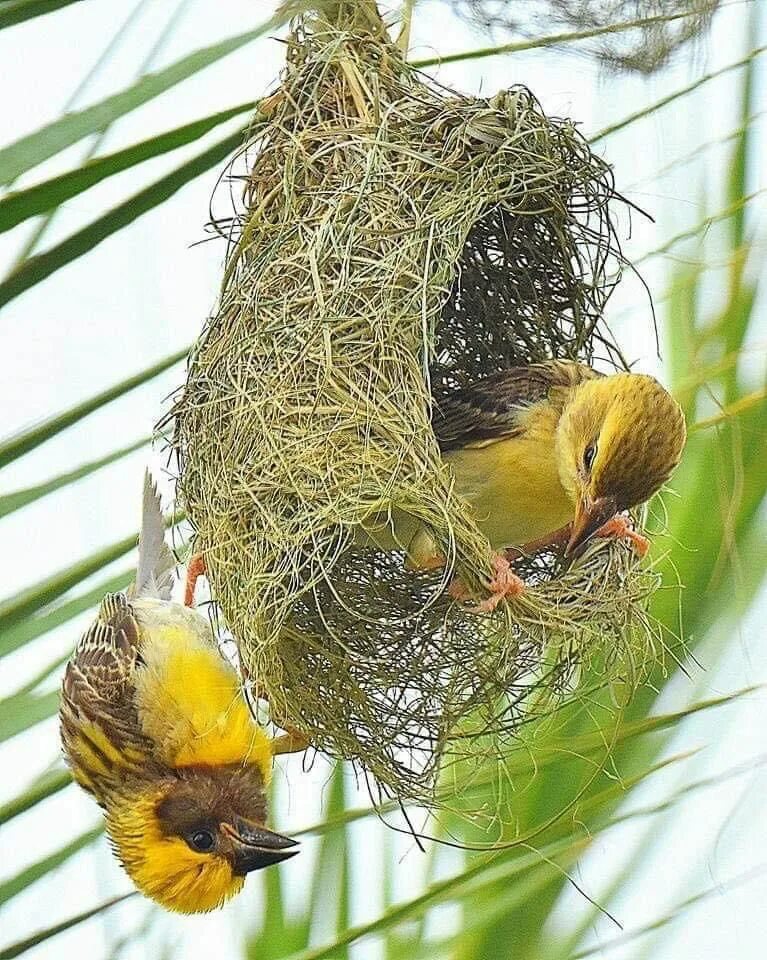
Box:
xmin=131 ymin=470 xmax=175 ymax=601
xmin=433 ymin=361 xmax=598 ymax=452
xmin=61 ymin=593 xmax=151 ymax=771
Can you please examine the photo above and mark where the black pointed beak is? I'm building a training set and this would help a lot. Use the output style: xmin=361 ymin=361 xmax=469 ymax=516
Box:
xmin=223 ymin=818 xmax=299 ymax=875
xmin=564 ymin=494 xmax=618 ymax=559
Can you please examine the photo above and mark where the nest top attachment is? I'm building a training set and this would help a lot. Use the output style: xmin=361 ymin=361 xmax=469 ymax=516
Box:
xmin=172 ymin=4 xmax=656 ymax=800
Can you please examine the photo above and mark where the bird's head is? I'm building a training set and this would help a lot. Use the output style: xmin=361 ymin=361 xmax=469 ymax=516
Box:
xmin=555 ymin=372 xmax=686 ymax=557
xmin=105 ymin=764 xmax=298 ymax=913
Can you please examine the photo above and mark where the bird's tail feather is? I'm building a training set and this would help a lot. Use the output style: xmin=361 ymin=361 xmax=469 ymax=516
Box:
xmin=131 ymin=470 xmax=176 ymax=601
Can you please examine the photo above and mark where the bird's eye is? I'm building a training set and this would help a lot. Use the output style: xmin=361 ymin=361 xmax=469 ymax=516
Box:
xmin=187 ymin=829 xmax=215 ymax=852
xmin=583 ymin=444 xmax=597 ymax=472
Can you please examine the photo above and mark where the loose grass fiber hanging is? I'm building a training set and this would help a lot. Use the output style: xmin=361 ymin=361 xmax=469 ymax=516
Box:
xmin=171 ymin=1 xmax=660 ymax=801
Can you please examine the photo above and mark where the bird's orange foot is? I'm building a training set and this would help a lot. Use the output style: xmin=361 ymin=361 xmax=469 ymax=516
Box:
xmin=475 ymin=553 xmax=526 ymax=613
xmin=594 ymin=515 xmax=650 ymax=557
xmin=184 ymin=553 xmax=206 ymax=607
xmin=449 ymin=553 xmax=525 ymax=613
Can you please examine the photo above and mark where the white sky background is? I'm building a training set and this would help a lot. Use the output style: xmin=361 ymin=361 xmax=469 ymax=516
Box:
xmin=0 ymin=0 xmax=765 ymax=958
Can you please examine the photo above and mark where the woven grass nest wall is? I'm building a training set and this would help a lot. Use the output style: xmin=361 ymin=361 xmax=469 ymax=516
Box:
xmin=171 ymin=1 xmax=660 ymax=801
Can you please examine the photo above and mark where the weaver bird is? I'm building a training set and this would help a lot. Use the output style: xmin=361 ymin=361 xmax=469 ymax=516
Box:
xmin=364 ymin=361 xmax=686 ymax=611
xmin=60 ymin=473 xmax=306 ymax=913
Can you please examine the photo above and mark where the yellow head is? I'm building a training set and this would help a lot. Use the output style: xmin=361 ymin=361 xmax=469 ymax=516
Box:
xmin=555 ymin=372 xmax=686 ymax=555
xmin=105 ymin=765 xmax=298 ymax=913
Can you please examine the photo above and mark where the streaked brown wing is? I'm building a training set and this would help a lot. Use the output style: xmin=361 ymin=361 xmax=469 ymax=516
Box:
xmin=432 ymin=361 xmax=596 ymax=452
xmin=61 ymin=593 xmax=150 ymax=764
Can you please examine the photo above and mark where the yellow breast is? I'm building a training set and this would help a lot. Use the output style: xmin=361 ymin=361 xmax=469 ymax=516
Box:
xmin=445 ymin=404 xmax=574 ymax=548
xmin=132 ymin=601 xmax=272 ymax=783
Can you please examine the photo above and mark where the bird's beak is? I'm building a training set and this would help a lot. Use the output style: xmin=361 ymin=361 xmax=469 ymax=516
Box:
xmin=223 ymin=818 xmax=299 ymax=875
xmin=565 ymin=494 xmax=618 ymax=559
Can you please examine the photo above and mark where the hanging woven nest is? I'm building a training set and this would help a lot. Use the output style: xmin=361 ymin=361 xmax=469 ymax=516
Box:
xmin=170 ymin=1 xmax=659 ymax=800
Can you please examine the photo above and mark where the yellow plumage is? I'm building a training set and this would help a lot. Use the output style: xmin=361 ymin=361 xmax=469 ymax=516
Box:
xmin=105 ymin=788 xmax=243 ymax=915
xmin=442 ymin=401 xmax=572 ymax=550
xmin=60 ymin=473 xmax=301 ymax=914
xmin=131 ymin=605 xmax=272 ymax=776
xmin=365 ymin=361 xmax=686 ymax=608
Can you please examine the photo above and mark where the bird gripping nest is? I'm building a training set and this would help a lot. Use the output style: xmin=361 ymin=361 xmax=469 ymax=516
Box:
xmin=171 ymin=1 xmax=660 ymax=800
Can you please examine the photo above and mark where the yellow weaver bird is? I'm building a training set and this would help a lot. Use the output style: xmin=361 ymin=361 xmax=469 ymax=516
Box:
xmin=365 ymin=360 xmax=686 ymax=611
xmin=60 ymin=473 xmax=306 ymax=913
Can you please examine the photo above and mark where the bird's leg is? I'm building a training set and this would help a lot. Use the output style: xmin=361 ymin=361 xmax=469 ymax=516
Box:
xmin=593 ymin=515 xmax=650 ymax=557
xmin=407 ymin=529 xmax=528 ymax=612
xmin=449 ymin=552 xmax=525 ymax=613
xmin=449 ymin=525 xmax=574 ymax=607
xmin=272 ymin=726 xmax=311 ymax=755
xmin=453 ymin=523 xmax=575 ymax=609
xmin=506 ymin=523 xmax=574 ymax=560
xmin=510 ymin=517 xmax=648 ymax=559
xmin=413 ymin=555 xmax=475 ymax=601
xmin=184 ymin=553 xmax=206 ymax=607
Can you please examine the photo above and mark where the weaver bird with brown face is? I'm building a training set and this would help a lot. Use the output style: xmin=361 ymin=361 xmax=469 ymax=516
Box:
xmin=60 ymin=473 xmax=306 ymax=913
xmin=365 ymin=360 xmax=686 ymax=611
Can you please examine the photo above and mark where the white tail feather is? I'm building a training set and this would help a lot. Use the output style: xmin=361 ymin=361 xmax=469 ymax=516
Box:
xmin=131 ymin=470 xmax=176 ymax=600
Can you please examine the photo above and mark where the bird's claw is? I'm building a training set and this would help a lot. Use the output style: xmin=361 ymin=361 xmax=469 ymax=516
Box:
xmin=474 ymin=553 xmax=526 ymax=613
xmin=448 ymin=553 xmax=525 ymax=613
xmin=594 ymin=515 xmax=650 ymax=557
xmin=184 ymin=554 xmax=207 ymax=607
